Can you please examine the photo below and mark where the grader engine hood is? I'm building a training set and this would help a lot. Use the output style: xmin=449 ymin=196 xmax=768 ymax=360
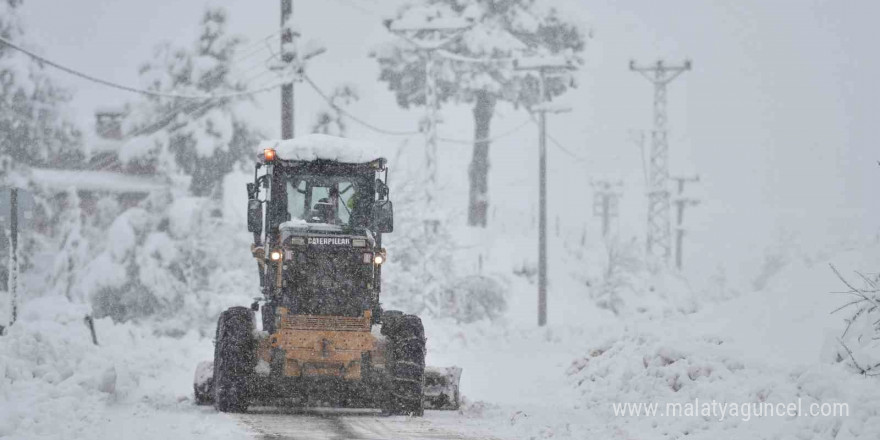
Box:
xmin=274 ymin=234 xmax=378 ymax=318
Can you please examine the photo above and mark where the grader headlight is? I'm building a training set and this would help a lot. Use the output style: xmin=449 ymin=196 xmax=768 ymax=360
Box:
xmin=269 ymin=250 xmax=283 ymax=261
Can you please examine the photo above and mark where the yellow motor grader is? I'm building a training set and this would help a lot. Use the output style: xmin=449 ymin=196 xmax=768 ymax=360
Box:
xmin=193 ymin=135 xmax=461 ymax=415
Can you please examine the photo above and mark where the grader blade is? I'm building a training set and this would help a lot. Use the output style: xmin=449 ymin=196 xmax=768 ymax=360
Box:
xmin=423 ymin=366 xmax=462 ymax=410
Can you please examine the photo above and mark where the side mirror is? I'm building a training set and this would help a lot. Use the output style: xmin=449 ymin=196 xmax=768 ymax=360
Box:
xmin=376 ymin=178 xmax=390 ymax=200
xmin=247 ymin=199 xmax=263 ymax=234
xmin=371 ymin=200 xmax=393 ymax=233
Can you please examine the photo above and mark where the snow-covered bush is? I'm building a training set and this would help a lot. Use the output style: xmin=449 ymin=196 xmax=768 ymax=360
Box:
xmin=591 ymin=237 xmax=643 ymax=315
xmin=752 ymin=230 xmax=802 ymax=291
xmin=74 ymin=192 xmax=255 ymax=334
xmin=426 ymin=274 xmax=507 ymax=324
xmin=382 ymin=209 xmax=456 ymax=315
xmin=569 ymin=236 xmax=644 ymax=316
xmin=829 ymin=265 xmax=880 ymax=376
xmin=379 ymin=145 xmax=509 ymax=321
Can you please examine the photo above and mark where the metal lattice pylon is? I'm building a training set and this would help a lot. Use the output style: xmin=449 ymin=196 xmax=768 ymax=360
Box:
xmin=630 ymin=60 xmax=691 ymax=264
xmin=424 ymin=52 xmax=439 ymax=204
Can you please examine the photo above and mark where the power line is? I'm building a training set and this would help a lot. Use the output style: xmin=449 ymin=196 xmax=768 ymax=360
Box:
xmin=435 ymin=49 xmax=514 ymax=65
xmin=438 ymin=118 xmax=532 ymax=145
xmin=94 ymin=62 xmax=283 ymax=172
xmin=331 ymin=0 xmax=377 ymax=15
xmin=230 ymin=30 xmax=282 ymax=65
xmin=125 ymin=64 xmax=279 ymax=143
xmin=0 ymin=35 xmax=285 ymax=100
xmin=526 ymin=114 xmax=587 ymax=162
xmin=303 ymin=74 xmax=420 ymax=136
xmin=547 ymin=134 xmax=587 ymax=163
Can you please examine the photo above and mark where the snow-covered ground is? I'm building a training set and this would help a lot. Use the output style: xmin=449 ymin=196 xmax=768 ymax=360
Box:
xmin=3 ymin=238 xmax=877 ymax=439
xmin=425 ymin=242 xmax=880 ymax=440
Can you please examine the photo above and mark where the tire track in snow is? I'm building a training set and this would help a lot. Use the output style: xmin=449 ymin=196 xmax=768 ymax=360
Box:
xmin=235 ymin=407 xmax=496 ymax=440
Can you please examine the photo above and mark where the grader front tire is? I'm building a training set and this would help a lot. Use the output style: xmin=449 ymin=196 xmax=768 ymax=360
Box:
xmin=382 ymin=314 xmax=426 ymax=416
xmin=213 ymin=307 xmax=256 ymax=413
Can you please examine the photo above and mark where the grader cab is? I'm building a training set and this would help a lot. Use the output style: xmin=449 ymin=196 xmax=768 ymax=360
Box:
xmin=193 ymin=134 xmax=460 ymax=415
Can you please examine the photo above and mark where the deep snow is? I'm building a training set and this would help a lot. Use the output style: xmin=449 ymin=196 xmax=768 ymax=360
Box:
xmin=2 ymin=240 xmax=878 ymax=439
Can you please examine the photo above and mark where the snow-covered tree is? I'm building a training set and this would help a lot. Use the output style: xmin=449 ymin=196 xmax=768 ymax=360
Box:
xmin=310 ymin=84 xmax=359 ymax=136
xmin=381 ymin=141 xmax=507 ymax=323
xmin=124 ymin=8 xmax=261 ymax=198
xmin=593 ymin=237 xmax=642 ymax=315
xmin=374 ymin=0 xmax=588 ymax=227
xmin=0 ymin=0 xmax=81 ymax=168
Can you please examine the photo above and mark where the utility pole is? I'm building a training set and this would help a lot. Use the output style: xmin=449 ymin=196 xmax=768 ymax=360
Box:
xmin=592 ymin=180 xmax=623 ymax=238
xmin=515 ymin=55 xmax=575 ymax=327
xmin=385 ymin=18 xmax=472 ymax=208
xmin=280 ymin=0 xmax=294 ymax=140
xmin=629 ymin=60 xmax=691 ymax=267
xmin=276 ymin=0 xmax=325 ymax=140
xmin=671 ymin=175 xmax=699 ymax=270
xmin=8 ymin=188 xmax=17 ymax=328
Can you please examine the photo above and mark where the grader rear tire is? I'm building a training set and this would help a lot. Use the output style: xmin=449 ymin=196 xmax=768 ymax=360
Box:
xmin=213 ymin=307 xmax=256 ymax=413
xmin=382 ymin=314 xmax=426 ymax=416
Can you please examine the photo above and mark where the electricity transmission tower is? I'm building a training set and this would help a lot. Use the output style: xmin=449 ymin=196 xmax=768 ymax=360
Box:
xmin=515 ymin=55 xmax=575 ymax=327
xmin=671 ymin=175 xmax=699 ymax=270
xmin=629 ymin=60 xmax=691 ymax=265
xmin=592 ymin=180 xmax=623 ymax=237
xmin=385 ymin=18 xmax=472 ymax=207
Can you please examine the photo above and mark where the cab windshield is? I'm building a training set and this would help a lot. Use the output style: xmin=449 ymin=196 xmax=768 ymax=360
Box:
xmin=282 ymin=174 xmax=369 ymax=230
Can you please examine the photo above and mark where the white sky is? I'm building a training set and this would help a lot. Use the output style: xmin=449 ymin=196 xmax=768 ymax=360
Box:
xmin=18 ymin=0 xmax=880 ymax=286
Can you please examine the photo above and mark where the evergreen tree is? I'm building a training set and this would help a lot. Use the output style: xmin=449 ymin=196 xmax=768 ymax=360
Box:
xmin=374 ymin=0 xmax=587 ymax=227
xmin=124 ymin=8 xmax=262 ymax=197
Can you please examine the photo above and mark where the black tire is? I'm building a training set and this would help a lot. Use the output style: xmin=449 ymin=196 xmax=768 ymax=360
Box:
xmin=382 ymin=314 xmax=426 ymax=416
xmin=213 ymin=307 xmax=256 ymax=413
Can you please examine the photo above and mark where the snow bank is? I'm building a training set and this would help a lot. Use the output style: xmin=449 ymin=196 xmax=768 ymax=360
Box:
xmin=258 ymin=134 xmax=383 ymax=163
xmin=562 ymin=327 xmax=880 ymax=439
xmin=417 ymin=243 xmax=880 ymax=440
xmin=560 ymin=243 xmax=880 ymax=439
xmin=0 ymin=296 xmax=250 ymax=440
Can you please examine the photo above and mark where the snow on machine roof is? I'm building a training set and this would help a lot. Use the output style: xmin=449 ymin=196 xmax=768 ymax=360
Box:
xmin=257 ymin=134 xmax=384 ymax=164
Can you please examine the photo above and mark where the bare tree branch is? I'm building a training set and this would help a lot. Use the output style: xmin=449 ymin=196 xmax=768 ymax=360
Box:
xmin=837 ymin=338 xmax=866 ymax=375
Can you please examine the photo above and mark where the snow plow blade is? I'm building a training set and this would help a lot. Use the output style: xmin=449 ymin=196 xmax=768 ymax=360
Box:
xmin=423 ymin=366 xmax=462 ymax=410
xmin=193 ymin=360 xmax=214 ymax=405
xmin=193 ymin=360 xmax=462 ymax=410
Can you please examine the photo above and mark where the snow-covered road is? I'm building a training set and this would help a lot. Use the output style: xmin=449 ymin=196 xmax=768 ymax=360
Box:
xmin=236 ymin=408 xmax=497 ymax=440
